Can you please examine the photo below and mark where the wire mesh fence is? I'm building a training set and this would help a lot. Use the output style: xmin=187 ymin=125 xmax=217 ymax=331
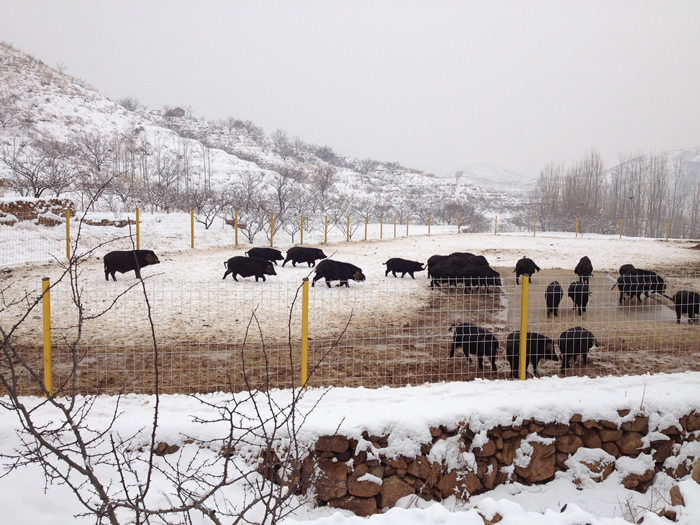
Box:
xmin=3 ymin=268 xmax=699 ymax=396
xmin=0 ymin=207 xmax=458 ymax=267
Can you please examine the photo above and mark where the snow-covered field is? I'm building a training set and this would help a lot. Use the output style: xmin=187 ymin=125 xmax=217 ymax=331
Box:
xmin=1 ymin=215 xmax=700 ymax=524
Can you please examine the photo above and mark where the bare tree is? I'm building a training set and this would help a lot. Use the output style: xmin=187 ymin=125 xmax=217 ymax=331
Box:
xmin=117 ymin=96 xmax=141 ymax=112
xmin=1 ymin=136 xmax=77 ymax=197
xmin=0 ymin=222 xmax=344 ymax=524
xmin=312 ymin=165 xmax=336 ymax=198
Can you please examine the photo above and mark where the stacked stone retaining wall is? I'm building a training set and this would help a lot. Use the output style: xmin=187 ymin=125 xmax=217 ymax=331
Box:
xmin=265 ymin=410 xmax=700 ymax=517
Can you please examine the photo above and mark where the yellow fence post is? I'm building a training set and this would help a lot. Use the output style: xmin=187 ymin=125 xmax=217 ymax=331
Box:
xmin=301 ymin=216 xmax=304 ymax=245
xmin=666 ymin=220 xmax=670 ymax=241
xmin=42 ymin=277 xmax=52 ymax=397
xmin=347 ymin=216 xmax=350 ymax=242
xmin=380 ymin=217 xmax=383 ymax=240
xmin=576 ymin=218 xmax=579 ymax=238
xmin=457 ymin=215 xmax=461 ymax=233
xmin=533 ymin=216 xmax=537 ymax=237
xmin=234 ymin=210 xmax=239 ymax=247
xmin=428 ymin=216 xmax=431 ymax=235
xmin=136 ymin=208 xmax=140 ymax=250
xmin=270 ymin=214 xmax=274 ymax=247
xmin=364 ymin=217 xmax=368 ymax=241
xmin=301 ymin=278 xmax=309 ymax=390
xmin=619 ymin=219 xmax=623 ymax=239
xmin=191 ymin=209 xmax=195 ymax=249
xmin=65 ymin=209 xmax=70 ymax=260
xmin=518 ymin=276 xmax=529 ymax=381
xmin=494 ymin=216 xmax=497 ymax=235
xmin=324 ymin=216 xmax=328 ymax=244
xmin=394 ymin=217 xmax=397 ymax=238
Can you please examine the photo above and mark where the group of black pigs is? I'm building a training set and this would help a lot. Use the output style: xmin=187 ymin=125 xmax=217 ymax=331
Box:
xmin=449 ymin=322 xmax=598 ymax=377
xmin=223 ymin=247 xmax=368 ymax=288
xmin=102 ymin=248 xmax=698 ymax=324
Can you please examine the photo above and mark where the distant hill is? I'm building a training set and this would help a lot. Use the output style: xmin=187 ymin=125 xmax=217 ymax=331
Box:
xmin=451 ymin=164 xmax=537 ymax=195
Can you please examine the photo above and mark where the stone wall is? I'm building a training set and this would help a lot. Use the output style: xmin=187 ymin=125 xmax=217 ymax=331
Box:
xmin=0 ymin=198 xmax=74 ymax=226
xmin=275 ymin=409 xmax=700 ymax=517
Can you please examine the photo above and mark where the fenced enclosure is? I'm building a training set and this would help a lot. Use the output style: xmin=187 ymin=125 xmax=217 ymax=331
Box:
xmin=4 ymin=268 xmax=699 ymax=397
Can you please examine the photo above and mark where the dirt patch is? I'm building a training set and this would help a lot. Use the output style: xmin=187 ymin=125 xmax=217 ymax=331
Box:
xmin=4 ymin=267 xmax=700 ymax=396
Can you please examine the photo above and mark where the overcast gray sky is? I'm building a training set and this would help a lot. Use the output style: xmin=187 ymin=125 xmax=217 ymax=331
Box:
xmin=1 ymin=0 xmax=699 ymax=177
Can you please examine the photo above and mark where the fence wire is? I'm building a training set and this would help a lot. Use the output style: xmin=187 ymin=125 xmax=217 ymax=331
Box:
xmin=3 ymin=269 xmax=699 ymax=396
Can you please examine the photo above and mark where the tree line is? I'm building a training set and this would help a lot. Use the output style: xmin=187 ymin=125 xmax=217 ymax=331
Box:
xmin=0 ymin=107 xmax=488 ymax=243
xmin=515 ymin=149 xmax=699 ymax=239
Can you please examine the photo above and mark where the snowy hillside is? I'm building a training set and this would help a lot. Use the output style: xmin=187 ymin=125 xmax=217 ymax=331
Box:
xmin=0 ymin=42 xmax=519 ymax=228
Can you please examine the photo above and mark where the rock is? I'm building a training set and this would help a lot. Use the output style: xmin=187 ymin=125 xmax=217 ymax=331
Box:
xmin=478 ymin=511 xmax=503 ymax=524
xmin=692 ymin=458 xmax=700 ymax=484
xmin=555 ymin=434 xmax=583 ymax=454
xmin=256 ymin=449 xmax=281 ymax=482
xmin=477 ymin=457 xmax=499 ymax=489
xmin=652 ymin=440 xmax=674 ymax=464
xmin=348 ymin=464 xmax=381 ymax=497
xmin=473 ymin=439 xmax=497 ymax=457
xmin=515 ymin=442 xmax=556 ymax=483
xmin=582 ymin=427 xmax=602 ymax=448
xmin=329 ymin=495 xmax=377 ymax=516
xmin=686 ymin=412 xmax=700 ymax=432
xmin=317 ymin=458 xmax=349 ymax=500
xmin=602 ymin=442 xmax=621 ymax=458
xmin=599 ymin=428 xmax=623 ymax=442
xmin=622 ymin=468 xmax=655 ymax=492
xmin=500 ymin=437 xmax=521 ymax=466
xmin=430 ymin=426 xmax=443 ymax=438
xmin=385 ymin=457 xmax=408 ymax=470
xmin=670 ymin=484 xmax=685 ymax=506
xmin=621 ymin=415 xmax=649 ymax=433
xmin=316 ymin=435 xmax=350 ymax=454
xmin=580 ymin=459 xmax=615 ymax=482
xmin=616 ymin=432 xmax=645 ymax=456
xmin=154 ymin=442 xmax=180 ymax=456
xmin=407 ymin=456 xmax=434 ymax=481
xmin=379 ymin=475 xmax=415 ymax=508
xmin=437 ymin=469 xmax=483 ymax=499
xmin=662 ymin=508 xmax=677 ymax=521
xmin=542 ymin=423 xmax=571 ymax=437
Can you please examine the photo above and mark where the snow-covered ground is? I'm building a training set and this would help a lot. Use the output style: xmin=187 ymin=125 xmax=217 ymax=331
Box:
xmin=1 ymin=216 xmax=699 ymax=524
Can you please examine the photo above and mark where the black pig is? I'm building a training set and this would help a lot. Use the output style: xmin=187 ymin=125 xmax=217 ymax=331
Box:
xmin=462 ymin=265 xmax=502 ymax=293
xmin=223 ymin=256 xmax=277 ymax=282
xmin=448 ymin=323 xmax=499 ymax=371
xmin=558 ymin=327 xmax=597 ymax=371
xmin=574 ymin=256 xmax=593 ymax=284
xmin=673 ymin=290 xmax=700 ymax=324
xmin=545 ymin=281 xmax=564 ymax=317
xmin=246 ymin=247 xmax=284 ymax=265
xmin=612 ymin=269 xmax=665 ymax=303
xmin=312 ymin=260 xmax=365 ymax=288
xmin=568 ymin=281 xmax=590 ymax=315
xmin=427 ymin=254 xmax=451 ymax=271
xmin=282 ymin=246 xmax=327 ymax=267
xmin=514 ymin=257 xmax=540 ymax=284
xmin=384 ymin=258 xmax=425 ymax=279
xmin=505 ymin=331 xmax=558 ymax=378
xmin=104 ymin=249 xmax=160 ymax=281
xmin=619 ymin=264 xmax=635 ymax=275
xmin=448 ymin=252 xmax=489 ymax=266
